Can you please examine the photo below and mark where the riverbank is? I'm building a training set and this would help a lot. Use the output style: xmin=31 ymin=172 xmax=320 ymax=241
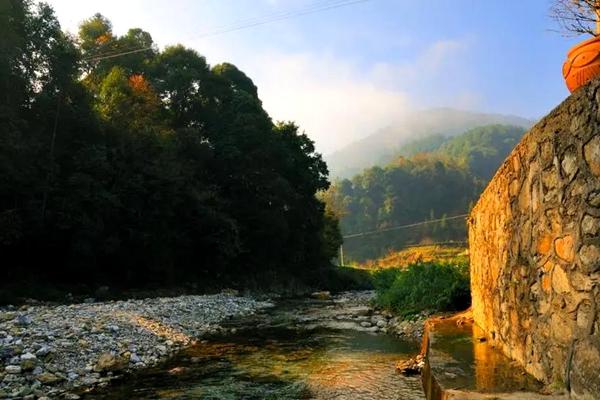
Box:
xmin=0 ymin=290 xmax=428 ymax=399
xmin=0 ymin=294 xmax=273 ymax=399
xmin=88 ymin=291 xmax=426 ymax=400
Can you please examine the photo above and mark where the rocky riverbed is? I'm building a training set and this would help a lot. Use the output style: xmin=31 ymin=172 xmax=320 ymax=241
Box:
xmin=0 ymin=294 xmax=273 ymax=399
xmin=295 ymin=291 xmax=427 ymax=342
xmin=88 ymin=291 xmax=427 ymax=400
xmin=0 ymin=291 xmax=427 ymax=399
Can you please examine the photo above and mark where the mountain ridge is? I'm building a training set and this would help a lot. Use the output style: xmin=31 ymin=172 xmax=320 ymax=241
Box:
xmin=325 ymin=108 xmax=534 ymax=178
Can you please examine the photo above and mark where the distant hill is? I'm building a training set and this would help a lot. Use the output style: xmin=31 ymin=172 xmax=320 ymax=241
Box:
xmin=436 ymin=124 xmax=526 ymax=180
xmin=325 ymin=108 xmax=533 ymax=178
xmin=399 ymin=124 xmax=526 ymax=180
xmin=324 ymin=124 xmax=529 ymax=262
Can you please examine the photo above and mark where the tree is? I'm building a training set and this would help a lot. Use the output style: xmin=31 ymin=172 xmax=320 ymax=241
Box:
xmin=551 ymin=0 xmax=600 ymax=37
xmin=1 ymin=5 xmax=342 ymax=292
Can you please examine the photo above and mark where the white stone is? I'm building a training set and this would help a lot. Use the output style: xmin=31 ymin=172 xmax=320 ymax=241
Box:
xmin=5 ymin=365 xmax=21 ymax=374
xmin=20 ymin=352 xmax=36 ymax=361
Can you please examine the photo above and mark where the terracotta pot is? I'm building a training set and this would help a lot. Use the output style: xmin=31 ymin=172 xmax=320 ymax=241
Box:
xmin=563 ymin=36 xmax=600 ymax=93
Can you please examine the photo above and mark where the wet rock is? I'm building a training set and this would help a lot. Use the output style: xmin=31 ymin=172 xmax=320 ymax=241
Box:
xmin=396 ymin=354 xmax=424 ymax=376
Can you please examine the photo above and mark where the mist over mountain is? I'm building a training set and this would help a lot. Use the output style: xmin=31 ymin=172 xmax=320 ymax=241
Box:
xmin=325 ymin=108 xmax=533 ymax=178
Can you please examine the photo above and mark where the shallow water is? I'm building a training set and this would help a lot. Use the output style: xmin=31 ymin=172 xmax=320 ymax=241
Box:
xmin=87 ymin=298 xmax=425 ymax=399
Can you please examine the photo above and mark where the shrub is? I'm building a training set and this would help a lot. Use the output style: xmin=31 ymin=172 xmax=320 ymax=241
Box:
xmin=372 ymin=260 xmax=470 ymax=317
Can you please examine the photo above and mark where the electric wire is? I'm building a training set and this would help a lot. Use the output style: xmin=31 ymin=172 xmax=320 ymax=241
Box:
xmin=82 ymin=0 xmax=372 ymax=62
xmin=342 ymin=213 xmax=470 ymax=239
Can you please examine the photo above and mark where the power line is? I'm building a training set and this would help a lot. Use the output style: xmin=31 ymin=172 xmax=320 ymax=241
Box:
xmin=82 ymin=0 xmax=372 ymax=62
xmin=342 ymin=213 xmax=470 ymax=239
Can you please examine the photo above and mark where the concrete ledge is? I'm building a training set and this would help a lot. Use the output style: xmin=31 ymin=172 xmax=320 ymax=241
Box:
xmin=421 ymin=311 xmax=566 ymax=400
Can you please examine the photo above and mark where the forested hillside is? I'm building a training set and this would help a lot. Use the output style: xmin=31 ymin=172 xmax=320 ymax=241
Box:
xmin=326 ymin=124 xmax=526 ymax=262
xmin=399 ymin=124 xmax=526 ymax=179
xmin=325 ymin=108 xmax=532 ymax=178
xmin=0 ymin=2 xmax=341 ymax=289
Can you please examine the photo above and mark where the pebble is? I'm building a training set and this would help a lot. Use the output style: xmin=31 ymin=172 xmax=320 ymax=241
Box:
xmin=0 ymin=294 xmax=271 ymax=397
xmin=5 ymin=365 xmax=21 ymax=374
xmin=20 ymin=352 xmax=36 ymax=361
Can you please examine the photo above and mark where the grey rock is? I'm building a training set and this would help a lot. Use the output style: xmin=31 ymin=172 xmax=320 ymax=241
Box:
xmin=20 ymin=352 xmax=36 ymax=361
xmin=4 ymin=365 xmax=21 ymax=374
xmin=35 ymin=346 xmax=50 ymax=357
xmin=15 ymin=315 xmax=32 ymax=326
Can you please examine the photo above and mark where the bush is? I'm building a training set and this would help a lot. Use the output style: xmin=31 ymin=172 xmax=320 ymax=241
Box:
xmin=372 ymin=260 xmax=470 ymax=317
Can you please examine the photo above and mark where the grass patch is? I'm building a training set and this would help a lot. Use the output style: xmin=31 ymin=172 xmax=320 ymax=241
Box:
xmin=356 ymin=245 xmax=468 ymax=270
xmin=372 ymin=260 xmax=470 ymax=317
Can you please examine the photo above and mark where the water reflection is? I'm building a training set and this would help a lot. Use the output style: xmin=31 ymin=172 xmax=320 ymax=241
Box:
xmin=426 ymin=317 xmax=542 ymax=393
xmin=86 ymin=326 xmax=424 ymax=399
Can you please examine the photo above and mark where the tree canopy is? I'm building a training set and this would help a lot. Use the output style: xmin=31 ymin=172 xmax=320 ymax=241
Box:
xmin=0 ymin=1 xmax=341 ymax=289
xmin=326 ymin=124 xmax=525 ymax=262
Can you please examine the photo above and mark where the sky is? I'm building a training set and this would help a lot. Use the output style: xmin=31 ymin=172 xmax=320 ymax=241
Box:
xmin=45 ymin=0 xmax=573 ymax=155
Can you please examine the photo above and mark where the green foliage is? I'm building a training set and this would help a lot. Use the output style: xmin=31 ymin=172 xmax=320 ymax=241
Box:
xmin=437 ymin=124 xmax=525 ymax=180
xmin=325 ymin=124 xmax=525 ymax=262
xmin=0 ymin=3 xmax=341 ymax=292
xmin=397 ymin=134 xmax=450 ymax=157
xmin=328 ymin=155 xmax=481 ymax=261
xmin=372 ymin=261 xmax=470 ymax=317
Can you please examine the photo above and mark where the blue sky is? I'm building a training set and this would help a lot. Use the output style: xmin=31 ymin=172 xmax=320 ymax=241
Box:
xmin=46 ymin=0 xmax=573 ymax=154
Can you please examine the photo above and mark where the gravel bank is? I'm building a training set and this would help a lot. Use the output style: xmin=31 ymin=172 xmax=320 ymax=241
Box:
xmin=0 ymin=294 xmax=273 ymax=399
xmin=291 ymin=291 xmax=427 ymax=341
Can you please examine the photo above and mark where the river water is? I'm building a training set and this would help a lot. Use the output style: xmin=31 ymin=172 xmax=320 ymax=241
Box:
xmin=87 ymin=293 xmax=425 ymax=399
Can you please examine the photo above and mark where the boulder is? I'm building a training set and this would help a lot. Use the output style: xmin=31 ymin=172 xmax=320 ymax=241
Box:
xmin=4 ymin=365 xmax=21 ymax=374
xmin=396 ymin=354 xmax=424 ymax=376
xmin=311 ymin=291 xmax=332 ymax=300
xmin=94 ymin=352 xmax=126 ymax=372
xmin=37 ymin=372 xmax=63 ymax=384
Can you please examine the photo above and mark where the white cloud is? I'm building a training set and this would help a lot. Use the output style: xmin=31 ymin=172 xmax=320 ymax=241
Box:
xmin=251 ymin=52 xmax=412 ymax=154
xmin=237 ymin=39 xmax=473 ymax=154
xmin=45 ymin=0 xmax=474 ymax=155
xmin=371 ymin=39 xmax=469 ymax=90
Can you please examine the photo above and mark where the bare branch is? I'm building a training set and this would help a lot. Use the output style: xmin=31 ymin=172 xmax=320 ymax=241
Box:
xmin=550 ymin=0 xmax=600 ymax=37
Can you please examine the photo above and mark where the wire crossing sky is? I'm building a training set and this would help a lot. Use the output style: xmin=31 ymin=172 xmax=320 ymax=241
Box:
xmin=48 ymin=0 xmax=572 ymax=155
xmin=83 ymin=0 xmax=372 ymax=62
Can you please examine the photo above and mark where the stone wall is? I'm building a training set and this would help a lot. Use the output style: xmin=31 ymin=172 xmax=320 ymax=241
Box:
xmin=468 ymin=78 xmax=600 ymax=398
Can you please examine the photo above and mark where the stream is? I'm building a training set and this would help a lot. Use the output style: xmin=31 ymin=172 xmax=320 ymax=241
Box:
xmin=85 ymin=292 xmax=425 ymax=399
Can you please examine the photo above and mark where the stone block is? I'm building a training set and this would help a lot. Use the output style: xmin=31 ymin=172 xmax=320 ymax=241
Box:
xmin=555 ymin=235 xmax=575 ymax=262
xmin=584 ymin=136 xmax=600 ymax=177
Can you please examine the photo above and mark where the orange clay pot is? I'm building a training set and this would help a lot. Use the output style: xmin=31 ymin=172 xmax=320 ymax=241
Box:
xmin=563 ymin=36 xmax=600 ymax=93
